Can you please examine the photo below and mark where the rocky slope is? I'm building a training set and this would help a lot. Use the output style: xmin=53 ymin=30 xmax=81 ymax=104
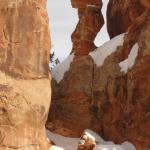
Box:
xmin=47 ymin=1 xmax=150 ymax=150
xmin=0 ymin=0 xmax=51 ymax=149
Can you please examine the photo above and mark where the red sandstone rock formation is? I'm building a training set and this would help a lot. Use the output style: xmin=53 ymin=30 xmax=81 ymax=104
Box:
xmin=121 ymin=0 xmax=150 ymax=59
xmin=71 ymin=0 xmax=101 ymax=8
xmin=47 ymin=56 xmax=95 ymax=137
xmin=71 ymin=0 xmax=101 ymax=18
xmin=140 ymin=0 xmax=150 ymax=9
xmin=107 ymin=0 xmax=144 ymax=38
xmin=121 ymin=11 xmax=148 ymax=59
xmin=47 ymin=1 xmax=150 ymax=149
xmin=0 ymin=0 xmax=51 ymax=149
xmin=71 ymin=0 xmax=104 ymax=56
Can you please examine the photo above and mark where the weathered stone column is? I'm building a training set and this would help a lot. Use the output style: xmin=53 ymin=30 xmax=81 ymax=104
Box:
xmin=71 ymin=0 xmax=104 ymax=56
xmin=0 ymin=0 xmax=51 ymax=149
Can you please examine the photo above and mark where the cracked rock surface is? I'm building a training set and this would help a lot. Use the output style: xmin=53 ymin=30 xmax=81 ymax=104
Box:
xmin=0 ymin=0 xmax=51 ymax=149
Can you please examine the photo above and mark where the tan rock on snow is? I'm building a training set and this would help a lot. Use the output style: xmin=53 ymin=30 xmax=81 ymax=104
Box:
xmin=77 ymin=130 xmax=96 ymax=150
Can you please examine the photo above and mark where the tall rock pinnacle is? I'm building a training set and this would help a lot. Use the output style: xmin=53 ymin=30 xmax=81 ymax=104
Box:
xmin=0 ymin=0 xmax=51 ymax=149
xmin=71 ymin=0 xmax=104 ymax=56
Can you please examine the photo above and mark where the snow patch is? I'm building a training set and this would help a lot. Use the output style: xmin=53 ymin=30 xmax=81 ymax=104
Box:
xmin=89 ymin=33 xmax=125 ymax=67
xmin=94 ymin=145 xmax=125 ymax=150
xmin=46 ymin=130 xmax=79 ymax=150
xmin=121 ymin=142 xmax=136 ymax=150
xmin=46 ymin=129 xmax=136 ymax=150
xmin=119 ymin=43 xmax=139 ymax=73
xmin=52 ymin=53 xmax=74 ymax=83
xmin=93 ymin=140 xmax=136 ymax=150
xmin=50 ymin=146 xmax=64 ymax=150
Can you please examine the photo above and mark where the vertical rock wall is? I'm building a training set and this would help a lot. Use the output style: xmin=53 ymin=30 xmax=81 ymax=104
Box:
xmin=0 ymin=0 xmax=51 ymax=149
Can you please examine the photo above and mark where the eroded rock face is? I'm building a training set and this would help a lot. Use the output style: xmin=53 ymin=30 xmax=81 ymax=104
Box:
xmin=121 ymin=11 xmax=148 ymax=60
xmin=121 ymin=0 xmax=150 ymax=59
xmin=47 ymin=11 xmax=150 ymax=150
xmin=0 ymin=0 xmax=50 ymax=79
xmin=0 ymin=0 xmax=51 ymax=149
xmin=71 ymin=0 xmax=104 ymax=56
xmin=47 ymin=37 xmax=123 ymax=137
xmin=47 ymin=56 xmax=94 ymax=137
xmin=107 ymin=0 xmax=144 ymax=38
xmin=140 ymin=0 xmax=150 ymax=9
xmin=71 ymin=0 xmax=101 ymax=8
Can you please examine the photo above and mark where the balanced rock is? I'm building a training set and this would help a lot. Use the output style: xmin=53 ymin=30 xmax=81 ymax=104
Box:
xmin=71 ymin=0 xmax=104 ymax=56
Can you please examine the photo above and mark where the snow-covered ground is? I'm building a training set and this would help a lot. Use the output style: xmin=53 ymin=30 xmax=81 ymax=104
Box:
xmin=46 ymin=129 xmax=136 ymax=150
xmin=46 ymin=130 xmax=79 ymax=150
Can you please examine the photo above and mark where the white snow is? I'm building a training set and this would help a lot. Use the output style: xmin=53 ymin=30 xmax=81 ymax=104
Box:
xmin=50 ymin=146 xmax=64 ymax=150
xmin=46 ymin=129 xmax=136 ymax=150
xmin=94 ymin=145 xmax=125 ymax=150
xmin=93 ymin=139 xmax=136 ymax=150
xmin=121 ymin=142 xmax=136 ymax=150
xmin=119 ymin=43 xmax=139 ymax=73
xmin=89 ymin=33 xmax=125 ymax=67
xmin=52 ymin=53 xmax=74 ymax=83
xmin=46 ymin=130 xmax=79 ymax=150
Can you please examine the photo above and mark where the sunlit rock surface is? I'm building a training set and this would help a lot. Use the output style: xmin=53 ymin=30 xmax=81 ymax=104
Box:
xmin=0 ymin=0 xmax=51 ymax=149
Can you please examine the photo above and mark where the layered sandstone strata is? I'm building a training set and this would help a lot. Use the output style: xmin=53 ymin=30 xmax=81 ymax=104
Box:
xmin=0 ymin=0 xmax=51 ymax=149
xmin=71 ymin=0 xmax=104 ymax=56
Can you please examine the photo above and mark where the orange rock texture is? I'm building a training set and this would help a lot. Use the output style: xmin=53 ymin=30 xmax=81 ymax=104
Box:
xmin=71 ymin=0 xmax=104 ymax=56
xmin=47 ymin=1 xmax=150 ymax=150
xmin=107 ymin=0 xmax=144 ymax=38
xmin=0 ymin=0 xmax=51 ymax=149
xmin=71 ymin=0 xmax=101 ymax=8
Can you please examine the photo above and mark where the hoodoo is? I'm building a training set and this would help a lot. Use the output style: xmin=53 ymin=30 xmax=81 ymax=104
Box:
xmin=71 ymin=0 xmax=104 ymax=56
